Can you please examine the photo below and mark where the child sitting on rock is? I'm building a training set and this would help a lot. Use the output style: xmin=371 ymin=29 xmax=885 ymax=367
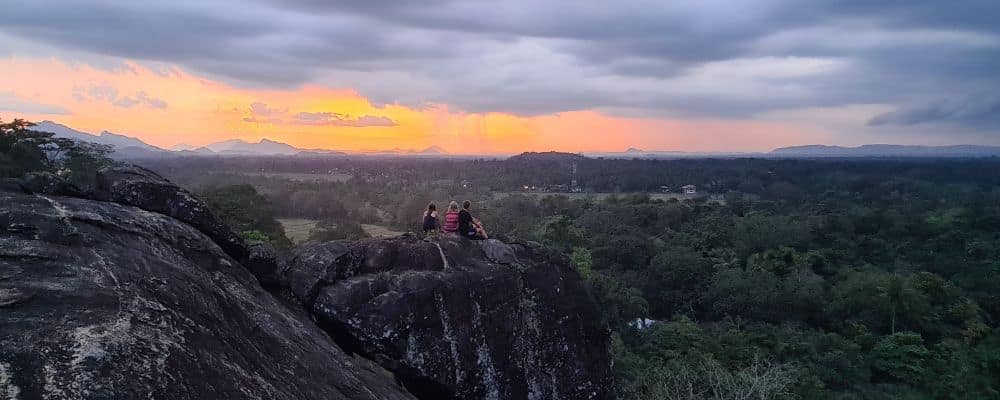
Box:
xmin=442 ymin=201 xmax=461 ymax=234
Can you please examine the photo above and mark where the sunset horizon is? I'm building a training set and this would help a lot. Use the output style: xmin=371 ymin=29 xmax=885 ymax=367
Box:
xmin=0 ymin=0 xmax=1000 ymax=154
xmin=3 ymin=2 xmax=1000 ymax=399
xmin=2 ymin=0 xmax=998 ymax=154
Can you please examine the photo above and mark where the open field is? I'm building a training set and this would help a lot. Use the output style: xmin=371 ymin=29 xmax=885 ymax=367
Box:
xmin=492 ymin=192 xmax=699 ymax=202
xmin=277 ymin=218 xmax=319 ymax=243
xmin=361 ymin=224 xmax=406 ymax=238
xmin=250 ymin=172 xmax=353 ymax=182
xmin=279 ymin=219 xmax=404 ymax=241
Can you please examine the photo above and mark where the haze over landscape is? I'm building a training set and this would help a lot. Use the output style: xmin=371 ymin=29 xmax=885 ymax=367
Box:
xmin=5 ymin=2 xmax=1000 ymax=400
xmin=2 ymin=0 xmax=998 ymax=153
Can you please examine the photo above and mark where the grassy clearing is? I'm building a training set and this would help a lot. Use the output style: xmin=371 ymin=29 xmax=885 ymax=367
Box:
xmin=492 ymin=192 xmax=697 ymax=202
xmin=361 ymin=224 xmax=405 ymax=238
xmin=249 ymin=172 xmax=353 ymax=183
xmin=277 ymin=218 xmax=320 ymax=243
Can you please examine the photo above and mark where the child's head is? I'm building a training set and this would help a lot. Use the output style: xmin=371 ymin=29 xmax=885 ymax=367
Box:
xmin=448 ymin=201 xmax=460 ymax=211
xmin=463 ymin=200 xmax=472 ymax=210
xmin=427 ymin=202 xmax=436 ymax=212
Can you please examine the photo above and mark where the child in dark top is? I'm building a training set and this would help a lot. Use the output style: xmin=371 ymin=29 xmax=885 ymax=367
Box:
xmin=422 ymin=203 xmax=439 ymax=233
xmin=458 ymin=200 xmax=489 ymax=240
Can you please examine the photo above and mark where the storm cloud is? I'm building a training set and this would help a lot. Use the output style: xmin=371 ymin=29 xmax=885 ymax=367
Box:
xmin=2 ymin=0 xmax=998 ymax=133
xmin=869 ymin=96 xmax=1000 ymax=127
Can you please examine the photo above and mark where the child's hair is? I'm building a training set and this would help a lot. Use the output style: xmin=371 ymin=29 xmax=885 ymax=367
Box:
xmin=448 ymin=201 xmax=460 ymax=211
xmin=425 ymin=202 xmax=437 ymax=216
xmin=462 ymin=200 xmax=472 ymax=210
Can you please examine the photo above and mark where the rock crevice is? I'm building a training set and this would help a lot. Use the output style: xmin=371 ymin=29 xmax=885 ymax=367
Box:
xmin=285 ymin=237 xmax=615 ymax=400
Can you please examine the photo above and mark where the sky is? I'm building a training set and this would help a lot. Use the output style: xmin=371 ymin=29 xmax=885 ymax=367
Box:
xmin=0 ymin=0 xmax=997 ymax=153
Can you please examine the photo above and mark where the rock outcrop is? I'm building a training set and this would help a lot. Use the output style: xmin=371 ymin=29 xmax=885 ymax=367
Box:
xmin=285 ymin=236 xmax=615 ymax=400
xmin=0 ymin=187 xmax=414 ymax=399
xmin=1 ymin=166 xmax=615 ymax=400
xmin=92 ymin=165 xmax=249 ymax=264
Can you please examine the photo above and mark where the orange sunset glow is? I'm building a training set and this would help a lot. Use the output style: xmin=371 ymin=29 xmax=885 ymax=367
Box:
xmin=0 ymin=57 xmax=829 ymax=153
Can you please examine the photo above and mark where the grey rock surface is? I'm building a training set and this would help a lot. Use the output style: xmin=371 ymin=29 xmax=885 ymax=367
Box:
xmin=286 ymin=236 xmax=615 ymax=400
xmin=0 ymin=188 xmax=415 ymax=400
xmin=20 ymin=172 xmax=85 ymax=198
xmin=93 ymin=165 xmax=248 ymax=264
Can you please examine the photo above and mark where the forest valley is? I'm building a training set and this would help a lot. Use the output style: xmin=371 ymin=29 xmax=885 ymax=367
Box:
xmin=4 ymin=119 xmax=999 ymax=399
xmin=142 ymin=153 xmax=1000 ymax=400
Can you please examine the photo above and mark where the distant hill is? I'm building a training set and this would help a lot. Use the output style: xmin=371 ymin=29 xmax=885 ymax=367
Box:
xmin=34 ymin=121 xmax=162 ymax=151
xmin=170 ymin=143 xmax=199 ymax=151
xmin=771 ymin=144 xmax=1000 ymax=158
xmin=508 ymin=151 xmax=586 ymax=162
xmin=204 ymin=138 xmax=300 ymax=156
xmin=32 ymin=121 xmax=168 ymax=158
xmin=419 ymin=146 xmax=447 ymax=155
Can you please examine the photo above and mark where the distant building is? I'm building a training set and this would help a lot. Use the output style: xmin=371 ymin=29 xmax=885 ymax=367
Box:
xmin=682 ymin=184 xmax=697 ymax=195
xmin=660 ymin=185 xmax=671 ymax=193
xmin=628 ymin=318 xmax=657 ymax=330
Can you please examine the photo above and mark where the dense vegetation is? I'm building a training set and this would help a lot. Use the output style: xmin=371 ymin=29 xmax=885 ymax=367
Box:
xmin=137 ymin=154 xmax=1000 ymax=399
xmin=10 ymin=118 xmax=997 ymax=398
xmin=198 ymin=184 xmax=294 ymax=248
xmin=0 ymin=118 xmax=112 ymax=186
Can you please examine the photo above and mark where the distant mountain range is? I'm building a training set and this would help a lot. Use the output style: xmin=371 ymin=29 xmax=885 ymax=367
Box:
xmin=32 ymin=120 xmax=456 ymax=157
xmin=202 ymin=138 xmax=300 ymax=155
xmin=359 ymin=146 xmax=448 ymax=155
xmin=33 ymin=121 xmax=169 ymax=158
xmin=30 ymin=121 xmax=350 ymax=157
xmin=770 ymin=144 xmax=1000 ymax=158
xmin=29 ymin=121 xmax=1000 ymax=159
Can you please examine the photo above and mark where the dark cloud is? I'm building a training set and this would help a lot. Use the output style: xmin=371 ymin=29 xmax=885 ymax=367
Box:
xmin=868 ymin=96 xmax=1000 ymax=127
xmin=1 ymin=0 xmax=999 ymax=131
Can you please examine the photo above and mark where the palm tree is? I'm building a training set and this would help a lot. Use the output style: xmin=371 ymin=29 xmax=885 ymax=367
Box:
xmin=878 ymin=274 xmax=916 ymax=334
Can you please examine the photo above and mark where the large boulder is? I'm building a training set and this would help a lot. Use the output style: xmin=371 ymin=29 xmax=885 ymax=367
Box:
xmin=93 ymin=165 xmax=248 ymax=264
xmin=285 ymin=236 xmax=615 ymax=400
xmin=20 ymin=172 xmax=86 ymax=198
xmin=0 ymin=188 xmax=415 ymax=400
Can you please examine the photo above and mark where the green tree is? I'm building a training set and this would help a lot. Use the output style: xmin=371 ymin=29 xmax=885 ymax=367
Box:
xmin=871 ymin=332 xmax=931 ymax=384
xmin=199 ymin=184 xmax=292 ymax=248
xmin=540 ymin=215 xmax=586 ymax=252
xmin=1 ymin=118 xmax=112 ymax=183
xmin=878 ymin=274 xmax=924 ymax=334
xmin=645 ymin=247 xmax=715 ymax=318
xmin=308 ymin=221 xmax=369 ymax=241
xmin=582 ymin=268 xmax=649 ymax=329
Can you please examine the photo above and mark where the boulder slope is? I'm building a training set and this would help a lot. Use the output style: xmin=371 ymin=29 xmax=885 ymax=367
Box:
xmin=285 ymin=236 xmax=615 ymax=400
xmin=0 ymin=187 xmax=414 ymax=400
xmin=1 ymin=165 xmax=614 ymax=400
